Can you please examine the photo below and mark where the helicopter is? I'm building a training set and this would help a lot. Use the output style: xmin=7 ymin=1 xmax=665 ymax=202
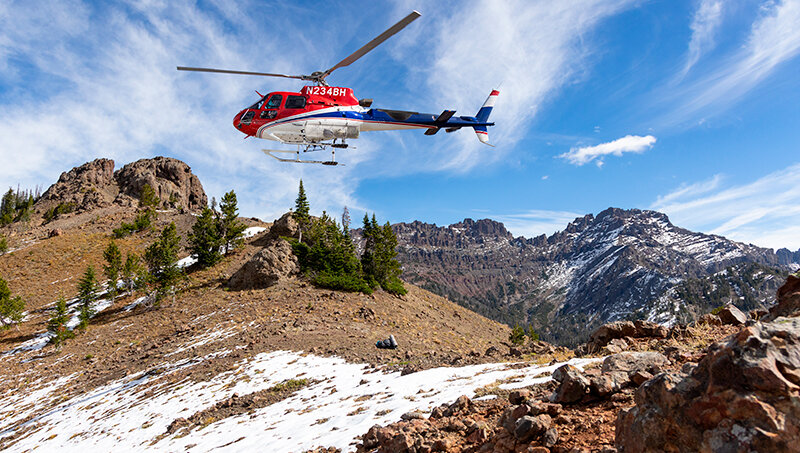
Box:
xmin=177 ymin=11 xmax=498 ymax=166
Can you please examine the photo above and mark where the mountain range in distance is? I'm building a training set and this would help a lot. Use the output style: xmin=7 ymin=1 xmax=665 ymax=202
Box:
xmin=389 ymin=207 xmax=800 ymax=346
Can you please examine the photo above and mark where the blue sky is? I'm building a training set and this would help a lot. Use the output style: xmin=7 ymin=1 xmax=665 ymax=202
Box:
xmin=1 ymin=0 xmax=799 ymax=249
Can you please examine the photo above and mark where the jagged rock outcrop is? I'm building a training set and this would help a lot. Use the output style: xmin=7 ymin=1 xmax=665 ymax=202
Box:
xmin=765 ymin=274 xmax=800 ymax=321
xmin=390 ymin=208 xmax=797 ymax=346
xmin=579 ymin=320 xmax=668 ymax=355
xmin=35 ymin=156 xmax=207 ymax=215
xmin=229 ymin=216 xmax=299 ymax=290
xmin=114 ymin=157 xmax=206 ymax=210
xmin=37 ymin=158 xmax=117 ymax=212
xmin=615 ymin=317 xmax=800 ymax=452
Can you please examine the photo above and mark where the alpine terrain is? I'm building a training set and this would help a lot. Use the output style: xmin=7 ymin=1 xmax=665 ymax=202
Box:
xmin=392 ymin=209 xmax=800 ymax=345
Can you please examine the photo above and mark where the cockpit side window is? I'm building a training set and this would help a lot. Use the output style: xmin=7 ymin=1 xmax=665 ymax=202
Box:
xmin=285 ymin=95 xmax=306 ymax=109
xmin=266 ymin=94 xmax=283 ymax=109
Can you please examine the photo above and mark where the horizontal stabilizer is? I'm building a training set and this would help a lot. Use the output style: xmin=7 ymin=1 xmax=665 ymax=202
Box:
xmin=445 ymin=127 xmax=461 ymax=133
xmin=435 ymin=110 xmax=456 ymax=123
xmin=424 ymin=127 xmax=440 ymax=136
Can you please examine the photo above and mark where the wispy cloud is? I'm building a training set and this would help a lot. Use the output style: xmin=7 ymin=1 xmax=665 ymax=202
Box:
xmin=681 ymin=0 xmax=724 ymax=77
xmin=558 ymin=135 xmax=656 ymax=166
xmin=651 ymin=163 xmax=800 ymax=250
xmin=379 ymin=0 xmax=640 ymax=174
xmin=494 ymin=209 xmax=585 ymax=239
xmin=661 ymin=0 xmax=800 ymax=125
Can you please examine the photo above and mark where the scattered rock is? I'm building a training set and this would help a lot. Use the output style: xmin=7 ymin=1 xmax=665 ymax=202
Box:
xmin=601 ymin=351 xmax=668 ymax=376
xmin=715 ymin=303 xmax=747 ymax=325
xmin=616 ymin=317 xmax=800 ymax=453
xmin=514 ymin=414 xmax=551 ymax=442
xmin=508 ymin=389 xmax=532 ymax=405
xmin=696 ymin=312 xmax=722 ymax=326
xmin=551 ymin=365 xmax=589 ymax=404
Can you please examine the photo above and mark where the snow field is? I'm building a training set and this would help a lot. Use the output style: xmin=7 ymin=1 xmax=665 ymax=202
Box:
xmin=0 ymin=350 xmax=599 ymax=452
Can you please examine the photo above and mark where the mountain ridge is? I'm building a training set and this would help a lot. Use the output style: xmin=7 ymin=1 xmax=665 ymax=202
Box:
xmin=391 ymin=207 xmax=798 ymax=346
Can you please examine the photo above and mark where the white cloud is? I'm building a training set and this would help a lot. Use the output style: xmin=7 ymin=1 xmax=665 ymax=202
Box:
xmin=494 ymin=209 xmax=585 ymax=239
xmin=682 ymin=0 xmax=724 ymax=77
xmin=651 ymin=163 xmax=800 ymax=250
xmin=558 ymin=135 xmax=656 ymax=166
xmin=376 ymin=0 xmax=639 ymax=174
xmin=661 ymin=0 xmax=800 ymax=125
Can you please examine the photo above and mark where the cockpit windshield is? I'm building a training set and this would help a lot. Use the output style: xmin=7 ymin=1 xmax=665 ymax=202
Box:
xmin=249 ymin=95 xmax=268 ymax=110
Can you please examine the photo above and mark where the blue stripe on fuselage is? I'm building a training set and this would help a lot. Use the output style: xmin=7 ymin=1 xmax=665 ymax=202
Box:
xmin=261 ymin=109 xmax=494 ymax=131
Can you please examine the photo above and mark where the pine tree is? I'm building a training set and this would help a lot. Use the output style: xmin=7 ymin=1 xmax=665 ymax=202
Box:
xmin=526 ymin=325 xmax=540 ymax=342
xmin=76 ymin=266 xmax=98 ymax=330
xmin=103 ymin=240 xmax=123 ymax=298
xmin=122 ymin=253 xmax=145 ymax=292
xmin=360 ymin=214 xmax=405 ymax=295
xmin=341 ymin=206 xmax=351 ymax=237
xmin=0 ymin=235 xmax=7 ymax=255
xmin=218 ymin=191 xmax=246 ymax=254
xmin=293 ymin=180 xmax=310 ymax=242
xmin=0 ymin=277 xmax=25 ymax=329
xmin=139 ymin=184 xmax=160 ymax=211
xmin=0 ymin=189 xmax=14 ymax=225
xmin=509 ymin=324 xmax=526 ymax=345
xmin=47 ymin=296 xmax=74 ymax=349
xmin=188 ymin=207 xmax=223 ymax=267
xmin=144 ymin=222 xmax=183 ymax=305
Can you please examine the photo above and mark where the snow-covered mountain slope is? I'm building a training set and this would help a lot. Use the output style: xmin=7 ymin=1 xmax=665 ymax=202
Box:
xmin=0 ymin=348 xmax=597 ymax=452
xmin=393 ymin=208 xmax=798 ymax=346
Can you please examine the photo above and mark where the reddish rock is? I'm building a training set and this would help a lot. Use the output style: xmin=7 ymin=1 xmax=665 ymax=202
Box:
xmin=766 ymin=274 xmax=800 ymax=321
xmin=716 ymin=303 xmax=748 ymax=326
xmin=616 ymin=317 xmax=800 ymax=453
xmin=551 ymin=365 xmax=589 ymax=404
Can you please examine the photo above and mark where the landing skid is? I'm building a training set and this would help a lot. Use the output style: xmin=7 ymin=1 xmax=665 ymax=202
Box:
xmin=262 ymin=141 xmax=353 ymax=166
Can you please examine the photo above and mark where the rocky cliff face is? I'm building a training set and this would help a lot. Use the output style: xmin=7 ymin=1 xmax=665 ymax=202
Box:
xmin=393 ymin=208 xmax=799 ymax=346
xmin=35 ymin=157 xmax=207 ymax=214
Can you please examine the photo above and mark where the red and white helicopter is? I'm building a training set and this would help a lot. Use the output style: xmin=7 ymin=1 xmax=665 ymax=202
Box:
xmin=178 ymin=11 xmax=498 ymax=166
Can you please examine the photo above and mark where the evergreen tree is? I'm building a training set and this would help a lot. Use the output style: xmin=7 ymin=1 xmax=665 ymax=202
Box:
xmin=341 ymin=206 xmax=351 ymax=237
xmin=292 ymin=213 xmax=371 ymax=293
xmin=0 ymin=277 xmax=25 ymax=329
xmin=0 ymin=235 xmax=7 ymax=255
xmin=526 ymin=325 xmax=540 ymax=342
xmin=103 ymin=240 xmax=123 ymax=298
xmin=218 ymin=191 xmax=246 ymax=254
xmin=139 ymin=184 xmax=160 ymax=211
xmin=188 ymin=207 xmax=223 ymax=267
xmin=122 ymin=253 xmax=145 ymax=292
xmin=76 ymin=266 xmax=98 ymax=330
xmin=360 ymin=214 xmax=406 ymax=295
xmin=47 ymin=296 xmax=74 ymax=349
xmin=293 ymin=180 xmax=310 ymax=242
xmin=509 ymin=324 xmax=526 ymax=345
xmin=0 ymin=189 xmax=14 ymax=225
xmin=144 ymin=222 xmax=183 ymax=305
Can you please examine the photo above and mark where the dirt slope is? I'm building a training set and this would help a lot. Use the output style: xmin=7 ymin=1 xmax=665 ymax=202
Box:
xmin=0 ymin=208 xmax=510 ymax=406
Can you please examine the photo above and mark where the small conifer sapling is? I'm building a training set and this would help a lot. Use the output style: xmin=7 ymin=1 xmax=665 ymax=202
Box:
xmin=76 ymin=266 xmax=98 ymax=330
xmin=0 ymin=277 xmax=25 ymax=329
xmin=47 ymin=296 xmax=74 ymax=349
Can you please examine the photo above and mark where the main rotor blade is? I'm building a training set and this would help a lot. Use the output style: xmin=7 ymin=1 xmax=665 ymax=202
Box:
xmin=177 ymin=66 xmax=306 ymax=80
xmin=322 ymin=10 xmax=421 ymax=79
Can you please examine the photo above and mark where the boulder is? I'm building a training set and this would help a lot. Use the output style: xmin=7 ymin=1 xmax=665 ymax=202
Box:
xmin=602 ymin=351 xmax=668 ymax=376
xmin=583 ymin=320 xmax=668 ymax=354
xmin=228 ymin=239 xmax=299 ymax=290
xmin=513 ymin=414 xmax=551 ymax=442
xmin=254 ymin=212 xmax=299 ymax=245
xmin=716 ymin=303 xmax=748 ymax=326
xmin=616 ymin=317 xmax=800 ymax=453
xmin=765 ymin=274 xmax=800 ymax=321
xmin=551 ymin=364 xmax=590 ymax=404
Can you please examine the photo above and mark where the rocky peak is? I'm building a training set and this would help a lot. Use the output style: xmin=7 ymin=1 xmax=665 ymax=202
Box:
xmin=451 ymin=218 xmax=513 ymax=240
xmin=37 ymin=158 xmax=118 ymax=212
xmin=114 ymin=157 xmax=207 ymax=211
xmin=35 ymin=156 xmax=208 ymax=215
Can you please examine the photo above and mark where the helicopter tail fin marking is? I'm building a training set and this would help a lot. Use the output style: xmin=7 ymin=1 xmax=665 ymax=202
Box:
xmin=473 ymin=89 xmax=499 ymax=146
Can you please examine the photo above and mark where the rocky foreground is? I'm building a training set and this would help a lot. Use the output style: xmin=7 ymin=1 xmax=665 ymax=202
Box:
xmin=353 ymin=275 xmax=800 ymax=453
